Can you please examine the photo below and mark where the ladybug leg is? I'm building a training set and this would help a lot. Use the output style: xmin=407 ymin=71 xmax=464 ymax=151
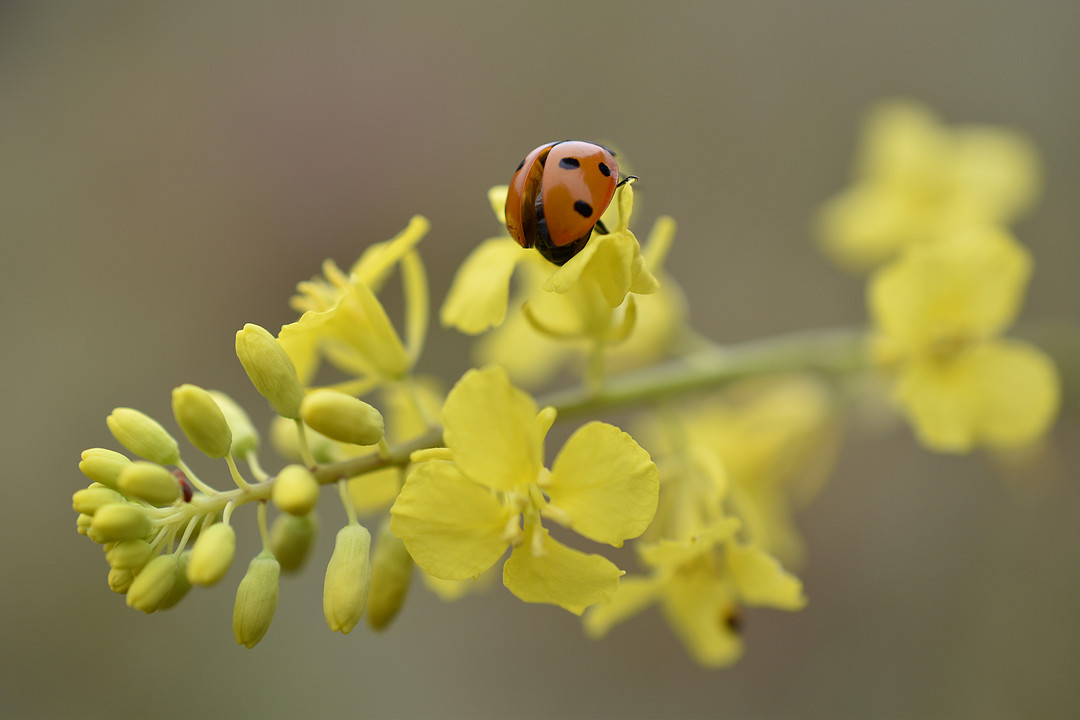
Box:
xmin=615 ymin=174 xmax=638 ymax=189
xmin=594 ymin=219 xmax=609 ymax=235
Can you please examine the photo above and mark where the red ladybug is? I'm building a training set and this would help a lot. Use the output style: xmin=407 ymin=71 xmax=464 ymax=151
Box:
xmin=505 ymin=141 xmax=629 ymax=265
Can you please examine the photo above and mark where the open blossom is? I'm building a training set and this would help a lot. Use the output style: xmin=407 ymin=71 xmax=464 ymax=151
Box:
xmin=390 ymin=365 xmax=659 ymax=613
xmin=818 ymin=99 xmax=1040 ymax=271
xmin=441 ymin=184 xmax=658 ymax=336
xmin=278 ymin=216 xmax=430 ymax=390
xmin=869 ymin=225 xmax=1060 ymax=452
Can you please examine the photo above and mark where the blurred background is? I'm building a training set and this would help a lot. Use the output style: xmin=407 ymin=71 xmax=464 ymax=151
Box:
xmin=2 ymin=2 xmax=1078 ymax=718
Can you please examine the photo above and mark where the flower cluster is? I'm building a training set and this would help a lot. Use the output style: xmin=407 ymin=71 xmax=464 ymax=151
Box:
xmin=818 ymin=99 xmax=1061 ymax=452
xmin=72 ymin=106 xmax=1064 ymax=665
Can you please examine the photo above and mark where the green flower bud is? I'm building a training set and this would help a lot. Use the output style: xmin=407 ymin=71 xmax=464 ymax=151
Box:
xmin=108 ymin=567 xmax=135 ymax=594
xmin=158 ymin=551 xmax=192 ymax=610
xmin=105 ymin=538 xmax=153 ymax=570
xmin=172 ymin=384 xmax=232 ymax=458
xmin=78 ymin=448 xmax=131 ymax=489
xmin=270 ymin=416 xmax=336 ymax=464
xmin=235 ymin=324 xmax=304 ymax=419
xmin=301 ymin=389 xmax=385 ymax=446
xmin=72 ymin=485 xmax=125 ymax=515
xmin=366 ymin=521 xmax=414 ymax=631
xmin=106 ymin=408 xmax=180 ymax=465
xmin=187 ymin=523 xmax=236 ymax=586
xmin=89 ymin=503 xmax=152 ymax=543
xmin=233 ymin=550 xmax=280 ymax=648
xmin=209 ymin=390 xmax=260 ymax=456
xmin=272 ymin=465 xmax=320 ymax=517
xmin=126 ymin=554 xmax=178 ymax=613
xmin=323 ymin=523 xmax=372 ymax=634
xmin=76 ymin=513 xmax=94 ymax=535
xmin=117 ymin=462 xmax=181 ymax=506
xmin=270 ymin=513 xmax=317 ymax=573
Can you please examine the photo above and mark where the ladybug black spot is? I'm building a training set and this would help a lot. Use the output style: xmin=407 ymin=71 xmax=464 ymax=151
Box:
xmin=573 ymin=200 xmax=593 ymax=218
xmin=598 ymin=162 xmax=611 ymax=177
xmin=559 ymin=157 xmax=581 ymax=170
xmin=515 ymin=157 xmax=526 ymax=171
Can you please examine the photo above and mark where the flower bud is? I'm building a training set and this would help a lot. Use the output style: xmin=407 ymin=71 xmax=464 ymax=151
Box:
xmin=270 ymin=514 xmax=317 ymax=573
xmin=172 ymin=384 xmax=232 ymax=458
xmin=235 ymin=324 xmax=304 ymax=419
xmin=272 ymin=465 xmax=320 ymax=516
xmin=105 ymin=538 xmax=153 ymax=570
xmin=106 ymin=408 xmax=180 ymax=465
xmin=187 ymin=523 xmax=236 ymax=586
xmin=301 ymin=389 xmax=385 ymax=446
xmin=76 ymin=513 xmax=94 ymax=535
xmin=209 ymin=390 xmax=260 ymax=456
xmin=117 ymin=462 xmax=181 ymax=506
xmin=233 ymin=550 xmax=280 ymax=648
xmin=90 ymin=503 xmax=152 ymax=543
xmin=72 ymin=485 xmax=125 ymax=515
xmin=108 ymin=567 xmax=135 ymax=594
xmin=78 ymin=448 xmax=132 ymax=489
xmin=270 ymin=416 xmax=336 ymax=464
xmin=366 ymin=521 xmax=413 ymax=630
xmin=323 ymin=523 xmax=372 ymax=634
xmin=126 ymin=554 xmax=178 ymax=613
xmin=158 ymin=551 xmax=192 ymax=610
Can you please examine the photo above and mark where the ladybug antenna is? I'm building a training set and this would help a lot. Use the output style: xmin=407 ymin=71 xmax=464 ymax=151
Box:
xmin=616 ymin=174 xmax=638 ymax=189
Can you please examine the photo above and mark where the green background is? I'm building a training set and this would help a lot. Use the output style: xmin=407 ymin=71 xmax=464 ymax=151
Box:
xmin=2 ymin=2 xmax=1079 ymax=718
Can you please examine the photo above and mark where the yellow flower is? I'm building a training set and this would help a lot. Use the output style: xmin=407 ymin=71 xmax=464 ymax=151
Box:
xmin=818 ymin=99 xmax=1040 ymax=271
xmin=278 ymin=216 xmax=429 ymax=388
xmin=869 ymin=226 xmax=1060 ymax=452
xmin=476 ymin=214 xmax=687 ymax=388
xmin=389 ymin=365 xmax=659 ymax=614
xmin=440 ymin=185 xmax=658 ymax=336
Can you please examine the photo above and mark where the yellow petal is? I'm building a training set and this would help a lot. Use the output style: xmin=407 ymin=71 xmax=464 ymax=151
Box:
xmin=389 ymin=461 xmax=510 ymax=581
xmin=726 ymin=542 xmax=807 ymax=610
xmin=442 ymin=366 xmax=543 ymax=491
xmin=638 ymin=518 xmax=741 ymax=569
xmin=488 ymin=185 xmax=509 ymax=225
xmin=546 ymin=422 xmax=659 ymax=546
xmin=869 ymin=226 xmax=1032 ymax=350
xmin=658 ymin=565 xmax=744 ymax=668
xmin=347 ymin=466 xmax=402 ymax=515
xmin=896 ymin=339 xmax=1060 ymax=452
xmin=351 ymin=215 xmax=430 ymax=291
xmin=583 ymin=575 xmax=660 ymax=639
xmin=441 ymin=238 xmax=526 ymax=334
xmin=502 ymin=524 xmax=623 ymax=615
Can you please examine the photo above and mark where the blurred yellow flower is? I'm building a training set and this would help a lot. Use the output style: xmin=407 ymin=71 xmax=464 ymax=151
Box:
xmin=818 ymin=99 xmax=1040 ymax=271
xmin=390 ymin=365 xmax=659 ymax=613
xmin=869 ymin=226 xmax=1060 ymax=452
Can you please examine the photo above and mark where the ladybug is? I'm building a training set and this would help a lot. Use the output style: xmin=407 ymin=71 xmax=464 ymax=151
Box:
xmin=505 ymin=141 xmax=631 ymax=265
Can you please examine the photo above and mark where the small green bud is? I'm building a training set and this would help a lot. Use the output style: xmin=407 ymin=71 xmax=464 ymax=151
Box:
xmin=78 ymin=448 xmax=132 ymax=489
xmin=366 ymin=521 xmax=414 ymax=631
xmin=270 ymin=416 xmax=336 ymax=464
xmin=105 ymin=538 xmax=153 ymax=570
xmin=270 ymin=513 xmax=317 ymax=573
xmin=323 ymin=523 xmax=372 ymax=634
xmin=301 ymin=389 xmax=385 ymax=446
xmin=158 ymin=551 xmax=192 ymax=610
xmin=233 ymin=550 xmax=280 ymax=648
xmin=76 ymin=513 xmax=94 ymax=535
xmin=172 ymin=384 xmax=233 ymax=458
xmin=106 ymin=408 xmax=180 ymax=465
xmin=108 ymin=567 xmax=135 ymax=594
xmin=72 ymin=485 xmax=125 ymax=515
xmin=272 ymin=465 xmax=320 ymax=517
xmin=187 ymin=523 xmax=236 ymax=586
xmin=235 ymin=324 xmax=304 ymax=419
xmin=117 ymin=462 xmax=181 ymax=506
xmin=126 ymin=554 xmax=178 ymax=613
xmin=89 ymin=503 xmax=152 ymax=543
xmin=208 ymin=390 xmax=260 ymax=456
